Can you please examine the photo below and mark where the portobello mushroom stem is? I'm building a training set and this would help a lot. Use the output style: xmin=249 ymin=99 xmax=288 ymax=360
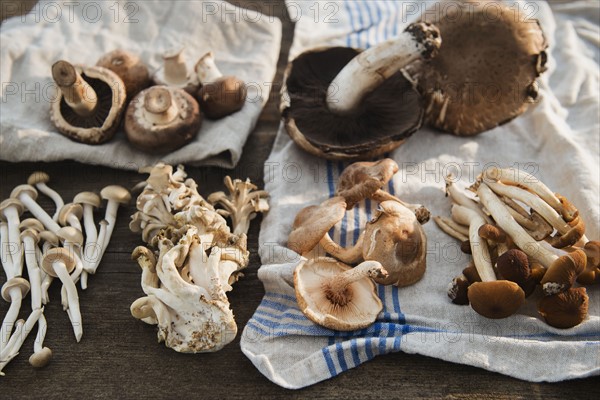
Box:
xmin=163 ymin=47 xmax=188 ymax=85
xmin=326 ymin=22 xmax=441 ymax=114
xmin=143 ymin=87 xmax=178 ymax=125
xmin=52 ymin=60 xmax=98 ymax=117
xmin=195 ymin=52 xmax=223 ymax=83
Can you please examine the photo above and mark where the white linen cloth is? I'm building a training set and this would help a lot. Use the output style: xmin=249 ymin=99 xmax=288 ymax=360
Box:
xmin=241 ymin=0 xmax=600 ymax=389
xmin=0 ymin=0 xmax=281 ymax=169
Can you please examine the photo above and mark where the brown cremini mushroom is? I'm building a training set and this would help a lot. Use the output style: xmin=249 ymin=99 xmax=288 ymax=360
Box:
xmin=50 ymin=60 xmax=126 ymax=144
xmin=124 ymin=86 xmax=202 ymax=153
xmin=538 ymin=287 xmax=589 ymax=329
xmin=96 ymin=49 xmax=151 ymax=100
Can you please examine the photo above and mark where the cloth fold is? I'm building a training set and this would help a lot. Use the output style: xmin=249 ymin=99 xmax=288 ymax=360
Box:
xmin=0 ymin=0 xmax=281 ymax=169
xmin=241 ymin=0 xmax=600 ymax=389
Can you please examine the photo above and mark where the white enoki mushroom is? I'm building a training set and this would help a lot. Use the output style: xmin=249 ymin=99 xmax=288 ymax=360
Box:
xmin=28 ymin=172 xmax=64 ymax=222
xmin=12 ymin=187 xmax=61 ymax=232
xmin=326 ymin=22 xmax=441 ymax=113
xmin=433 ymin=216 xmax=469 ymax=242
xmin=195 ymin=51 xmax=222 ymax=83
xmin=451 ymin=205 xmax=496 ymax=282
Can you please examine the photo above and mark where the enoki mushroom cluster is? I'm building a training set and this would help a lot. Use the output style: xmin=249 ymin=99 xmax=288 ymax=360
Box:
xmin=288 ymin=159 xmax=429 ymax=331
xmin=129 ymin=163 xmax=268 ymax=352
xmin=0 ymin=172 xmax=130 ymax=374
xmin=435 ymin=167 xmax=598 ymax=329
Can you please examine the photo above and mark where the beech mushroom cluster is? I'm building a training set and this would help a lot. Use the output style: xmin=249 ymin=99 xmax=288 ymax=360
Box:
xmin=435 ymin=168 xmax=597 ymax=329
xmin=50 ymin=47 xmax=247 ymax=152
xmin=129 ymin=163 xmax=268 ymax=352
xmin=289 ymin=159 xmax=428 ymax=331
xmin=0 ymin=172 xmax=129 ymax=374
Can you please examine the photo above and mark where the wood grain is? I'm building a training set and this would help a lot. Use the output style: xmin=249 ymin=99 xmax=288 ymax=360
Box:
xmin=1 ymin=1 xmax=599 ymax=398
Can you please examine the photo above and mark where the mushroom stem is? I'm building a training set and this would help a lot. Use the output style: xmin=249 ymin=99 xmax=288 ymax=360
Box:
xmin=163 ymin=47 xmax=188 ymax=85
xmin=0 ymin=222 xmax=14 ymax=273
xmin=323 ymin=260 xmax=387 ymax=298
xmin=446 ymin=177 xmax=492 ymax=224
xmin=60 ymin=246 xmax=83 ymax=311
xmin=501 ymin=196 xmax=538 ymax=231
xmin=1 ymin=204 xmax=23 ymax=276
xmin=52 ymin=60 xmax=98 ymax=116
xmin=371 ymin=190 xmax=430 ymax=224
xmin=326 ymin=22 xmax=441 ymax=113
xmin=143 ymin=87 xmax=179 ymax=125
xmin=195 ymin=52 xmax=223 ymax=83
xmin=319 ymin=231 xmax=365 ymax=264
xmin=0 ymin=287 xmax=23 ymax=355
xmin=22 ymin=234 xmax=42 ymax=310
xmin=91 ymin=220 xmax=109 ymax=273
xmin=433 ymin=216 xmax=469 ymax=242
xmin=0 ymin=308 xmax=42 ymax=374
xmin=28 ymin=172 xmax=64 ymax=222
xmin=52 ymin=260 xmax=82 ymax=342
xmin=13 ymin=191 xmax=61 ymax=232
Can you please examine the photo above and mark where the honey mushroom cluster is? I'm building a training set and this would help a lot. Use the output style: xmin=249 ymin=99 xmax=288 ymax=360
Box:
xmin=0 ymin=172 xmax=130 ymax=374
xmin=129 ymin=163 xmax=268 ymax=352
xmin=435 ymin=167 xmax=598 ymax=329
xmin=288 ymin=159 xmax=428 ymax=331
xmin=50 ymin=46 xmax=247 ymax=153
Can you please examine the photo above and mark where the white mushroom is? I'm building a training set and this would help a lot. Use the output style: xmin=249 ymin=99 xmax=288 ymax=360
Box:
xmin=0 ymin=308 xmax=42 ymax=375
xmin=38 ymin=231 xmax=60 ymax=305
xmin=153 ymin=46 xmax=200 ymax=94
xmin=27 ymin=172 xmax=64 ymax=222
xmin=58 ymin=203 xmax=83 ymax=232
xmin=94 ymin=186 xmax=131 ymax=270
xmin=56 ymin=227 xmax=84 ymax=312
xmin=10 ymin=185 xmax=61 ymax=232
xmin=0 ymin=198 xmax=24 ymax=274
xmin=73 ymin=192 xmax=102 ymax=288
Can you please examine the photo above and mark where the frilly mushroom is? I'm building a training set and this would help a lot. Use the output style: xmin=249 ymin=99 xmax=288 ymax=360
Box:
xmin=153 ymin=46 xmax=200 ymax=94
xmin=50 ymin=60 xmax=126 ymax=144
xmin=96 ymin=49 xmax=151 ymax=100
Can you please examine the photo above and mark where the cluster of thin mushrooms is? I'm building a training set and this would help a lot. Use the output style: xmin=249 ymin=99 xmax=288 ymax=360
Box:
xmin=288 ymin=159 xmax=429 ymax=331
xmin=435 ymin=167 xmax=598 ymax=328
xmin=129 ymin=163 xmax=268 ymax=352
xmin=0 ymin=172 xmax=129 ymax=374
xmin=51 ymin=46 xmax=247 ymax=152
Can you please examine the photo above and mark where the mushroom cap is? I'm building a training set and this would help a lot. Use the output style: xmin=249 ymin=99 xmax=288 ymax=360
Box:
xmin=197 ymin=76 xmax=247 ymax=119
xmin=335 ymin=158 xmax=399 ymax=209
xmin=19 ymin=218 xmax=44 ymax=233
xmin=530 ymin=262 xmax=547 ymax=283
xmin=583 ymin=241 xmax=600 ymax=268
xmin=10 ymin=184 xmax=38 ymax=201
xmin=478 ymin=224 xmax=507 ymax=243
xmin=100 ymin=185 xmax=131 ymax=204
xmin=39 ymin=230 xmax=60 ymax=247
xmin=496 ymin=249 xmax=530 ymax=284
xmin=462 ymin=262 xmax=481 ymax=283
xmin=27 ymin=171 xmax=50 ymax=185
xmin=29 ymin=347 xmax=53 ymax=368
xmin=20 ymin=227 xmax=40 ymax=244
xmin=50 ymin=63 xmax=126 ymax=144
xmin=538 ymin=287 xmax=589 ymax=329
xmin=281 ymin=47 xmax=423 ymax=160
xmin=132 ymin=246 xmax=157 ymax=272
xmin=1 ymin=277 xmax=31 ymax=302
xmin=0 ymin=198 xmax=25 ymax=219
xmin=287 ymin=196 xmax=347 ymax=255
xmin=41 ymin=247 xmax=77 ymax=277
xmin=96 ymin=49 xmax=151 ymax=99
xmin=124 ymin=86 xmax=202 ymax=154
xmin=294 ymin=257 xmax=383 ymax=331
xmin=58 ymin=203 xmax=83 ymax=226
xmin=414 ymin=2 xmax=547 ymax=136
xmin=467 ymin=280 xmax=525 ymax=319
xmin=448 ymin=275 xmax=470 ymax=305
xmin=541 ymin=249 xmax=587 ymax=295
xmin=56 ymin=226 xmax=84 ymax=246
xmin=73 ymin=191 xmax=101 ymax=208
xmin=362 ymin=201 xmax=427 ymax=287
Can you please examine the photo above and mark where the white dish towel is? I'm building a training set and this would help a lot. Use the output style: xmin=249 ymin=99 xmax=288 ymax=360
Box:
xmin=0 ymin=0 xmax=281 ymax=169
xmin=241 ymin=0 xmax=600 ymax=389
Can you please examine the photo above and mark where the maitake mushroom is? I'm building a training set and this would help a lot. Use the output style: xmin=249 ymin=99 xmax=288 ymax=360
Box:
xmin=129 ymin=163 xmax=269 ymax=352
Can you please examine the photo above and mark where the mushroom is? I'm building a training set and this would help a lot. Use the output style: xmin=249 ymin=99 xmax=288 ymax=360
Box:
xmin=497 ymin=196 xmax=553 ymax=241
xmin=363 ymin=201 xmax=427 ymax=287
xmin=50 ymin=60 xmax=126 ymax=144
xmin=445 ymin=177 xmax=492 ymax=224
xmin=433 ymin=216 xmax=469 ymax=242
xmin=41 ymin=248 xmax=83 ymax=341
xmin=335 ymin=159 xmax=430 ymax=223
xmin=447 ymin=274 xmax=470 ymax=305
xmin=0 ymin=198 xmax=24 ymax=271
xmin=56 ymin=227 xmax=84 ymax=312
xmin=294 ymin=258 xmax=387 ymax=331
xmin=0 ymin=308 xmax=42 ymax=375
xmin=413 ymin=1 xmax=547 ymax=136
xmin=58 ymin=203 xmax=83 ymax=232
xmin=27 ymin=172 xmax=64 ymax=222
xmin=281 ymin=22 xmax=441 ymax=160
xmin=96 ymin=49 xmax=151 ymax=100
xmin=577 ymin=241 xmax=600 ymax=284
xmin=152 ymin=46 xmax=200 ymax=94
xmin=38 ymin=230 xmax=59 ymax=304
xmin=452 ymin=204 xmax=525 ymax=319
xmin=207 ymin=176 xmax=270 ymax=236
xmin=73 ymin=191 xmax=101 ymax=288
xmin=95 ymin=185 xmax=131 ymax=269
xmin=538 ymin=287 xmax=589 ymax=329
xmin=10 ymin=184 xmax=61 ymax=232
xmin=124 ymin=86 xmax=202 ymax=153
xmin=0 ymin=277 xmax=30 ymax=355
xmin=194 ymin=52 xmax=247 ymax=119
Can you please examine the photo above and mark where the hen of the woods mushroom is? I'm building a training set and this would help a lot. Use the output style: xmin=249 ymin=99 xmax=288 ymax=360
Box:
xmin=0 ymin=172 xmax=129 ymax=375
xmin=289 ymin=159 xmax=428 ymax=331
xmin=435 ymin=167 xmax=597 ymax=329
xmin=129 ymin=163 xmax=268 ymax=352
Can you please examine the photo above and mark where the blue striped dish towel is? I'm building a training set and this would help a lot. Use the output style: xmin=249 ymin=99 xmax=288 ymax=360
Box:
xmin=240 ymin=1 xmax=600 ymax=389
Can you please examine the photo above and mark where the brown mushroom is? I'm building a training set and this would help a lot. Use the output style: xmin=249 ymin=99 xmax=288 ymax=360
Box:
xmin=124 ymin=86 xmax=202 ymax=153
xmin=540 ymin=249 xmax=587 ymax=295
xmin=50 ymin=60 xmax=126 ymax=144
xmin=96 ymin=49 xmax=151 ymax=100
xmin=413 ymin=1 xmax=547 ymax=136
xmin=538 ymin=287 xmax=589 ymax=329
xmin=448 ymin=274 xmax=470 ymax=305
xmin=577 ymin=241 xmax=600 ymax=285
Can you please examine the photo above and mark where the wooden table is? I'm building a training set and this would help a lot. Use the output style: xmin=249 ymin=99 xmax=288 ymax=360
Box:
xmin=1 ymin=1 xmax=598 ymax=398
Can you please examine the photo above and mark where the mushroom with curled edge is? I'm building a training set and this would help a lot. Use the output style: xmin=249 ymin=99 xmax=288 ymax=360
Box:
xmin=41 ymin=248 xmax=83 ymax=341
xmin=452 ymin=204 xmax=525 ymax=319
xmin=287 ymin=196 xmax=363 ymax=263
xmin=96 ymin=50 xmax=151 ymax=100
xmin=73 ymin=191 xmax=101 ymax=289
xmin=58 ymin=203 xmax=83 ymax=232
xmin=335 ymin=159 xmax=430 ymax=224
xmin=538 ymin=287 xmax=589 ymax=329
xmin=412 ymin=1 xmax=548 ymax=136
xmin=281 ymin=22 xmax=441 ymax=160
xmin=124 ymin=86 xmax=202 ymax=154
xmin=153 ymin=46 xmax=200 ymax=94
xmin=294 ymin=258 xmax=387 ymax=331
xmin=363 ymin=201 xmax=427 ymax=287
xmin=50 ymin=60 xmax=126 ymax=144
xmin=27 ymin=172 xmax=64 ymax=222
xmin=195 ymin=52 xmax=247 ymax=119
xmin=10 ymin=185 xmax=61 ymax=232
xmin=577 ymin=241 xmax=600 ymax=285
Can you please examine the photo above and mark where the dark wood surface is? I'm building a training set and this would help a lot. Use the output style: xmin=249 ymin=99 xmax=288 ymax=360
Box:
xmin=1 ymin=1 xmax=599 ymax=398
